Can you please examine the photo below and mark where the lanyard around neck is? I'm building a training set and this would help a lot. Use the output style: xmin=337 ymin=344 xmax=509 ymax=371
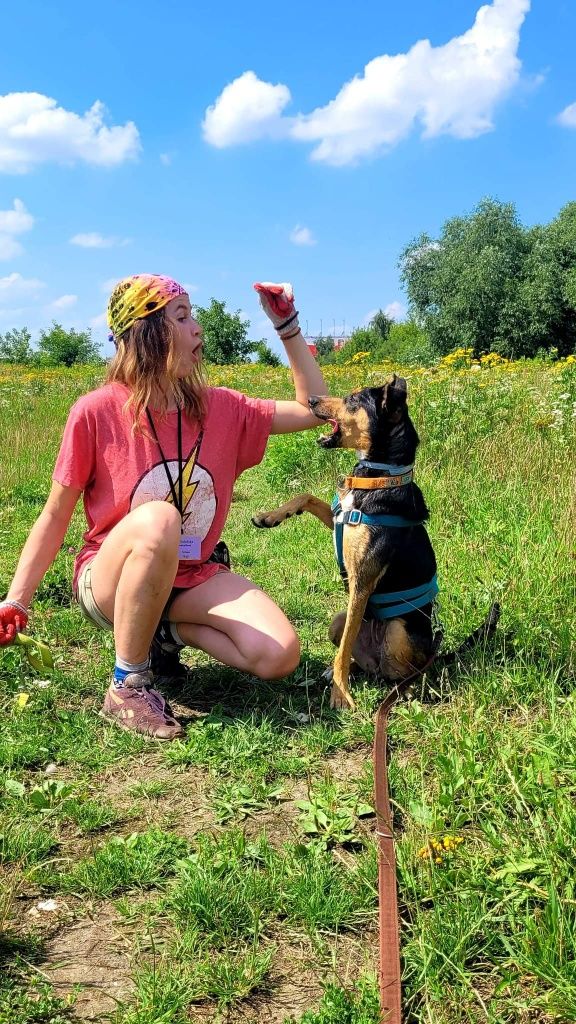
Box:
xmin=145 ymin=406 xmax=183 ymax=520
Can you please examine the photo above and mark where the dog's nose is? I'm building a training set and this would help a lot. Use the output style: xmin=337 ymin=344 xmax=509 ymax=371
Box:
xmin=309 ymin=396 xmax=320 ymax=409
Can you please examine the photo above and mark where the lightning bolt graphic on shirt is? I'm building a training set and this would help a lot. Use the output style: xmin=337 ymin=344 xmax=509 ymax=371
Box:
xmin=165 ymin=440 xmax=200 ymax=523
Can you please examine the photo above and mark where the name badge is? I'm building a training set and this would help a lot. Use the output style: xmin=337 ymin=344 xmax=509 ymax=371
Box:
xmin=178 ymin=536 xmax=201 ymax=560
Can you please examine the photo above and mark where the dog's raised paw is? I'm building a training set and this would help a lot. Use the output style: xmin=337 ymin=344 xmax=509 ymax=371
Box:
xmin=251 ymin=514 xmax=279 ymax=529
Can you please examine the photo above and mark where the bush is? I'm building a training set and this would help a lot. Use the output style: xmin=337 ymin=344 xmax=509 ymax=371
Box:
xmin=37 ymin=323 xmax=102 ymax=367
xmin=327 ymin=322 xmax=433 ymax=367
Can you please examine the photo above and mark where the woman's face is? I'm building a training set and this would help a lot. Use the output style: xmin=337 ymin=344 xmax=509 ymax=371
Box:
xmin=164 ymin=293 xmax=203 ymax=375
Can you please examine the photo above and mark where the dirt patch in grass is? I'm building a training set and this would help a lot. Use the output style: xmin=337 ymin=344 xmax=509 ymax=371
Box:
xmin=240 ymin=778 xmax=307 ymax=849
xmin=326 ymin=746 xmax=371 ymax=785
xmin=95 ymin=749 xmax=215 ymax=840
xmin=222 ymin=929 xmax=378 ymax=1023
xmin=41 ymin=904 xmax=134 ymax=1020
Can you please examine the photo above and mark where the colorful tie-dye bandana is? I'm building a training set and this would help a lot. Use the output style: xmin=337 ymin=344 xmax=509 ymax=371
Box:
xmin=107 ymin=274 xmax=187 ymax=340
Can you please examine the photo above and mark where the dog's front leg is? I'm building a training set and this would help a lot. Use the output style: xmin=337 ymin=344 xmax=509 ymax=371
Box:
xmin=330 ymin=524 xmax=387 ymax=709
xmin=252 ymin=494 xmax=333 ymax=530
xmin=330 ymin=582 xmax=372 ymax=709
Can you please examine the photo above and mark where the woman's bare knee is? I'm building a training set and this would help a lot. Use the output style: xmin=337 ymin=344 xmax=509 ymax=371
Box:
xmin=132 ymin=501 xmax=181 ymax=538
xmin=251 ymin=633 xmax=300 ymax=679
xmin=129 ymin=502 xmax=181 ymax=559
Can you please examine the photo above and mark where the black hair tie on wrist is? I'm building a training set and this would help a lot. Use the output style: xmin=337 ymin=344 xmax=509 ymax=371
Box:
xmin=277 ymin=310 xmax=299 ymax=332
xmin=280 ymin=327 xmax=301 ymax=341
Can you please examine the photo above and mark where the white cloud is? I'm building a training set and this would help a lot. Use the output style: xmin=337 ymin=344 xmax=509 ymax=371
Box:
xmin=160 ymin=152 xmax=172 ymax=165
xmin=0 ymin=93 xmax=140 ymax=173
xmin=203 ymin=70 xmax=291 ymax=147
xmin=70 ymin=232 xmax=130 ymax=249
xmin=49 ymin=294 xmax=77 ymax=310
xmin=182 ymin=282 xmax=199 ymax=294
xmin=384 ymin=301 xmax=406 ymax=321
xmin=0 ymin=306 xmax=26 ymax=322
xmin=364 ymin=302 xmax=406 ymax=324
xmin=0 ymin=272 xmax=45 ymax=304
xmin=557 ymin=102 xmax=576 ymax=127
xmin=0 ymin=198 xmax=34 ymax=234
xmin=0 ymin=235 xmax=23 ymax=260
xmin=90 ymin=312 xmax=108 ymax=329
xmin=289 ymin=224 xmax=317 ymax=246
xmin=0 ymin=198 xmax=34 ymax=261
xmin=203 ymin=0 xmax=530 ymax=165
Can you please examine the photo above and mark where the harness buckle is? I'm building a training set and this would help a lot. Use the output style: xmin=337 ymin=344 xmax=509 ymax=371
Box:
xmin=347 ymin=509 xmax=362 ymax=526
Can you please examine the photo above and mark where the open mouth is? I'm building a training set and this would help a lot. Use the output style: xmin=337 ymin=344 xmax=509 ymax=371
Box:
xmin=317 ymin=417 xmax=342 ymax=448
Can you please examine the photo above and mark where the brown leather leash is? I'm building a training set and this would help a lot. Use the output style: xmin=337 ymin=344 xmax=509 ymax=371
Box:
xmin=373 ymin=633 xmax=442 ymax=1022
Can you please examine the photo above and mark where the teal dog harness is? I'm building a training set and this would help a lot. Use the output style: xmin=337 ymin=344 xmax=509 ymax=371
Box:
xmin=331 ymin=467 xmax=439 ymax=620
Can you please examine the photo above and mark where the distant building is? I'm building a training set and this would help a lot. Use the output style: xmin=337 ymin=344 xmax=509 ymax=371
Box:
xmin=305 ymin=335 xmax=349 ymax=357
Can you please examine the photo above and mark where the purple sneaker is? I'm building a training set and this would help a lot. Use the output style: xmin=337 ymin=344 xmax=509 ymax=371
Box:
xmin=100 ymin=671 xmax=184 ymax=741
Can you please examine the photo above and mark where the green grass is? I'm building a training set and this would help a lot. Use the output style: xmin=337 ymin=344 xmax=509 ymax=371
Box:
xmin=0 ymin=359 xmax=575 ymax=1021
xmin=37 ymin=828 xmax=190 ymax=897
xmin=283 ymin=979 xmax=381 ymax=1024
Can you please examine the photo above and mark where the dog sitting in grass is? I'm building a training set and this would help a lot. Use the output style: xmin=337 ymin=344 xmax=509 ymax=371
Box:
xmin=253 ymin=375 xmax=444 ymax=710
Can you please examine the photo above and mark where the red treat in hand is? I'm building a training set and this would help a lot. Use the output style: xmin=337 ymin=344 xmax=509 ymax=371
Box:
xmin=253 ymin=282 xmax=299 ymax=338
xmin=0 ymin=601 xmax=29 ymax=646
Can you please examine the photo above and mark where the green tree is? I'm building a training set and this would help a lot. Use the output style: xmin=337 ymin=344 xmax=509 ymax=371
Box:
xmin=384 ymin=321 xmax=434 ymax=365
xmin=400 ymin=198 xmax=528 ymax=357
xmin=369 ymin=310 xmax=394 ymax=341
xmin=252 ymin=340 xmax=281 ymax=367
xmin=400 ymin=197 xmax=576 ymax=359
xmin=331 ymin=327 xmax=378 ymax=364
xmin=37 ymin=323 xmax=101 ymax=366
xmin=316 ymin=335 xmax=335 ymax=360
xmin=195 ymin=299 xmax=253 ymax=364
xmin=0 ymin=327 xmax=34 ymax=363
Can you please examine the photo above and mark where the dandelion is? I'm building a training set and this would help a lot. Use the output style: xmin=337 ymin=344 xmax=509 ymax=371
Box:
xmin=417 ymin=834 xmax=464 ymax=865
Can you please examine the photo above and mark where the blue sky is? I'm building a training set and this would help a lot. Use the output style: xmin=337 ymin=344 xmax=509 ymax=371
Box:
xmin=0 ymin=0 xmax=575 ymax=358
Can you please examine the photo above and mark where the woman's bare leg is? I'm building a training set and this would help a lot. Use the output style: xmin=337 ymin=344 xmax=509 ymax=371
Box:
xmin=88 ymin=501 xmax=180 ymax=663
xmin=86 ymin=500 xmax=299 ymax=679
xmin=168 ymin=573 xmax=300 ymax=679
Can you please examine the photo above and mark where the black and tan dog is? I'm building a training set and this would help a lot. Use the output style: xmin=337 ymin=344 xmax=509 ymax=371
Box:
xmin=253 ymin=376 xmax=442 ymax=709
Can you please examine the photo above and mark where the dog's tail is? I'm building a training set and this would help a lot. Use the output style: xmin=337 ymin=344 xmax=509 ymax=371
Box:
xmin=434 ymin=601 xmax=501 ymax=670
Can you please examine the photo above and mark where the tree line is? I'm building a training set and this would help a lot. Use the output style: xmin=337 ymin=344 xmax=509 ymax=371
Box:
xmin=0 ymin=302 xmax=282 ymax=368
xmin=317 ymin=198 xmax=576 ymax=365
xmin=2 ymin=197 xmax=575 ymax=367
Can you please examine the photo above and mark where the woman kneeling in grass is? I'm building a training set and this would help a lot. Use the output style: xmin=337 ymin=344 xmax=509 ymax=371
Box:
xmin=0 ymin=276 xmax=326 ymax=740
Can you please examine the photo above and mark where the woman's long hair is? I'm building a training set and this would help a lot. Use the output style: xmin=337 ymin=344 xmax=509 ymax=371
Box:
xmin=106 ymin=307 xmax=206 ymax=431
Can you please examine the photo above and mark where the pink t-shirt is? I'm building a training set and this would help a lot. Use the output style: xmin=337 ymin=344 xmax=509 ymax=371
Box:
xmin=52 ymin=382 xmax=275 ymax=591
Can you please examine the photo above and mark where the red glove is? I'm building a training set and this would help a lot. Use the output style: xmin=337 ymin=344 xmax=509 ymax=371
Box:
xmin=0 ymin=600 xmax=29 ymax=646
xmin=254 ymin=282 xmax=300 ymax=340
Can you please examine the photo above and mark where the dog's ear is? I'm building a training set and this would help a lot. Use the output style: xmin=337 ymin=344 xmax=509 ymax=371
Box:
xmin=382 ymin=375 xmax=407 ymax=415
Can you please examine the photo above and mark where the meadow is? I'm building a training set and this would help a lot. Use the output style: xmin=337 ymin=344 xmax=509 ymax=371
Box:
xmin=0 ymin=353 xmax=575 ymax=1024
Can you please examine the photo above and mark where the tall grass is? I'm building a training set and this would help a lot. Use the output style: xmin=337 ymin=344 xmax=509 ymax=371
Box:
xmin=0 ymin=357 xmax=575 ymax=1022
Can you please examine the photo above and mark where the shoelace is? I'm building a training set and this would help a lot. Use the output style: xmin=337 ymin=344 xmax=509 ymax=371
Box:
xmin=132 ymin=683 xmax=170 ymax=719
xmin=142 ymin=686 xmax=167 ymax=714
